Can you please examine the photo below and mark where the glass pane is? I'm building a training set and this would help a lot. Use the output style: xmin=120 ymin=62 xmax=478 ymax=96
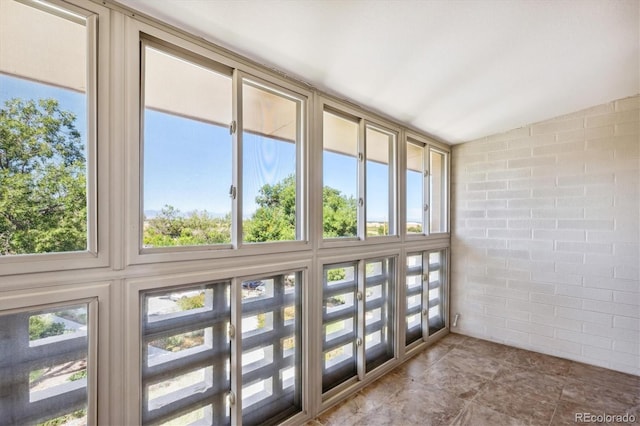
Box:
xmin=366 ymin=127 xmax=394 ymax=237
xmin=142 ymin=282 xmax=231 ymax=425
xmin=429 ymin=150 xmax=446 ymax=233
xmin=0 ymin=304 xmax=89 ymax=424
xmin=0 ymin=0 xmax=88 ymax=255
xmin=406 ymin=142 xmax=424 ymax=234
xmin=241 ymin=273 xmax=302 ymax=426
xmin=322 ymin=262 xmax=357 ymax=392
xmin=364 ymin=258 xmax=394 ymax=373
xmin=142 ymin=46 xmax=232 ymax=248
xmin=405 ymin=254 xmax=424 ymax=345
xmin=242 ymin=81 xmax=300 ymax=243
xmin=322 ymin=111 xmax=358 ymax=238
xmin=428 ymin=250 xmax=446 ymax=335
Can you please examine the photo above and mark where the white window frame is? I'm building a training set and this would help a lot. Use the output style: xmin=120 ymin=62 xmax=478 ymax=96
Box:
xmin=125 ymin=260 xmax=311 ymax=426
xmin=0 ymin=0 xmax=111 ymax=277
xmin=319 ymin=97 xmax=400 ymax=249
xmin=404 ymin=132 xmax=450 ymax=239
xmin=125 ymin=20 xmax=311 ymax=266
xmin=0 ymin=281 xmax=111 ymax=424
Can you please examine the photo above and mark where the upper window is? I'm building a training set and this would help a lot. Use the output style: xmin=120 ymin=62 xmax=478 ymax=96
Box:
xmin=322 ymin=107 xmax=397 ymax=241
xmin=241 ymin=79 xmax=303 ymax=243
xmin=0 ymin=0 xmax=91 ymax=256
xmin=405 ymin=137 xmax=449 ymax=235
xmin=429 ymin=148 xmax=447 ymax=233
xmin=140 ymin=41 xmax=305 ymax=251
xmin=365 ymin=126 xmax=396 ymax=237
xmin=142 ymin=43 xmax=233 ymax=249
xmin=406 ymin=141 xmax=425 ymax=234
xmin=322 ymin=110 xmax=358 ymax=239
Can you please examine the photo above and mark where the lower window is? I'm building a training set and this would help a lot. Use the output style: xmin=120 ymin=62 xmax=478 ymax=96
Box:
xmin=0 ymin=303 xmax=91 ymax=425
xmin=322 ymin=257 xmax=395 ymax=394
xmin=140 ymin=272 xmax=302 ymax=425
xmin=405 ymin=249 xmax=447 ymax=346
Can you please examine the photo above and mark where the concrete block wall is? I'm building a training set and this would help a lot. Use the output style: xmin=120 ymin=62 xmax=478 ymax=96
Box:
xmin=451 ymin=95 xmax=639 ymax=375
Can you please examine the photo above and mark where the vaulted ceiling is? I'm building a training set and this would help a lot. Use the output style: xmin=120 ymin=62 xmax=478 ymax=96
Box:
xmin=116 ymin=0 xmax=639 ymax=144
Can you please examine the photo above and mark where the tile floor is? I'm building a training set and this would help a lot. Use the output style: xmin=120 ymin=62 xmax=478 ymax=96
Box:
xmin=310 ymin=333 xmax=640 ymax=425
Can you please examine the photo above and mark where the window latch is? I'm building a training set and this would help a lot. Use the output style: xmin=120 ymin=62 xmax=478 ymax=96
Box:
xmin=356 ymin=338 xmax=363 ymax=346
xmin=358 ymin=198 xmax=364 ymax=207
xmin=229 ymin=185 xmax=236 ymax=200
xmin=356 ymin=291 xmax=363 ymax=301
xmin=422 ymin=308 xmax=428 ymax=317
xmin=227 ymin=323 xmax=235 ymax=339
xmin=424 ymin=169 xmax=429 ymax=177
xmin=358 ymin=152 xmax=364 ymax=162
xmin=226 ymin=391 xmax=236 ymax=406
xmin=229 ymin=120 xmax=237 ymax=134
xmin=424 ymin=204 xmax=429 ymax=211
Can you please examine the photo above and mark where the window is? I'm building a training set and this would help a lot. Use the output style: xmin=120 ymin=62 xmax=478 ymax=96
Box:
xmin=140 ymin=272 xmax=302 ymax=425
xmin=141 ymin=43 xmax=233 ymax=249
xmin=405 ymin=137 xmax=449 ymax=236
xmin=0 ymin=303 xmax=91 ymax=424
xmin=322 ymin=111 xmax=358 ymax=239
xmin=140 ymin=41 xmax=305 ymax=251
xmin=240 ymin=272 xmax=302 ymax=425
xmin=241 ymin=80 xmax=303 ymax=243
xmin=405 ymin=249 xmax=447 ymax=346
xmin=0 ymin=0 xmax=92 ymax=256
xmin=429 ymin=149 xmax=448 ymax=233
xmin=322 ymin=106 xmax=397 ymax=241
xmin=141 ymin=282 xmax=231 ymax=425
xmin=406 ymin=140 xmax=425 ymax=234
xmin=322 ymin=257 xmax=395 ymax=393
xmin=365 ymin=126 xmax=396 ymax=237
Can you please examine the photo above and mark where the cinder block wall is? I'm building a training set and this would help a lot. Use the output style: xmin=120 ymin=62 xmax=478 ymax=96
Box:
xmin=451 ymin=95 xmax=639 ymax=375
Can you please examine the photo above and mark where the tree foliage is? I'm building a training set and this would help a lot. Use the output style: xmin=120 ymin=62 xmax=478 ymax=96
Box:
xmin=322 ymin=186 xmax=357 ymax=238
xmin=0 ymin=98 xmax=86 ymax=255
xmin=143 ymin=205 xmax=231 ymax=247
xmin=244 ymin=174 xmax=296 ymax=242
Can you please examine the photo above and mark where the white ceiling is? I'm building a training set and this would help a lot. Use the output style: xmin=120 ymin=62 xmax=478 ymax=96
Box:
xmin=117 ymin=0 xmax=639 ymax=144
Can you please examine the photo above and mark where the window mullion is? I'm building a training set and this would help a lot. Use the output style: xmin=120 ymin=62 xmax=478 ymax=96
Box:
xmin=356 ymin=260 xmax=366 ymax=380
xmin=357 ymin=120 xmax=366 ymax=240
xmin=421 ymin=252 xmax=429 ymax=340
xmin=387 ymin=134 xmax=396 ymax=236
xmin=230 ymin=278 xmax=242 ymax=425
xmin=232 ymin=70 xmax=243 ymax=249
xmin=424 ymin=145 xmax=431 ymax=237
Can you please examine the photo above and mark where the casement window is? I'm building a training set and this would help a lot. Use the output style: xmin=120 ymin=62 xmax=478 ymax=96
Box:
xmin=405 ymin=137 xmax=449 ymax=236
xmin=140 ymin=271 xmax=303 ymax=425
xmin=321 ymin=257 xmax=395 ymax=393
xmin=0 ymin=0 xmax=97 ymax=258
xmin=0 ymin=302 xmax=94 ymax=424
xmin=405 ymin=249 xmax=447 ymax=346
xmin=322 ymin=107 xmax=397 ymax=241
xmin=140 ymin=39 xmax=305 ymax=252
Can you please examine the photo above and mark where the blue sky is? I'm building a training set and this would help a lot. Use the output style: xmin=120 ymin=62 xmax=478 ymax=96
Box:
xmin=3 ymin=74 xmax=394 ymax=222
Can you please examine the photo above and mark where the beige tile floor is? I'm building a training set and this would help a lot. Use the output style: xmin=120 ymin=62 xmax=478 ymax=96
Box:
xmin=310 ymin=333 xmax=640 ymax=426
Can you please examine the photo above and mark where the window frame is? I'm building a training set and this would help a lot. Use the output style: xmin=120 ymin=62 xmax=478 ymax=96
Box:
xmin=126 ymin=260 xmax=311 ymax=426
xmin=317 ymin=249 xmax=399 ymax=404
xmin=0 ymin=0 xmax=110 ymax=277
xmin=404 ymin=132 xmax=450 ymax=239
xmin=126 ymin=21 xmax=311 ymax=266
xmin=318 ymin=97 xmax=400 ymax=249
xmin=0 ymin=281 xmax=110 ymax=424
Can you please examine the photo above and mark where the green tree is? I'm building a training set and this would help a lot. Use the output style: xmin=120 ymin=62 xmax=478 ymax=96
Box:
xmin=244 ymin=174 xmax=358 ymax=242
xmin=0 ymin=98 xmax=86 ymax=255
xmin=143 ymin=205 xmax=231 ymax=247
xmin=244 ymin=175 xmax=296 ymax=242
xmin=322 ymin=186 xmax=357 ymax=238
